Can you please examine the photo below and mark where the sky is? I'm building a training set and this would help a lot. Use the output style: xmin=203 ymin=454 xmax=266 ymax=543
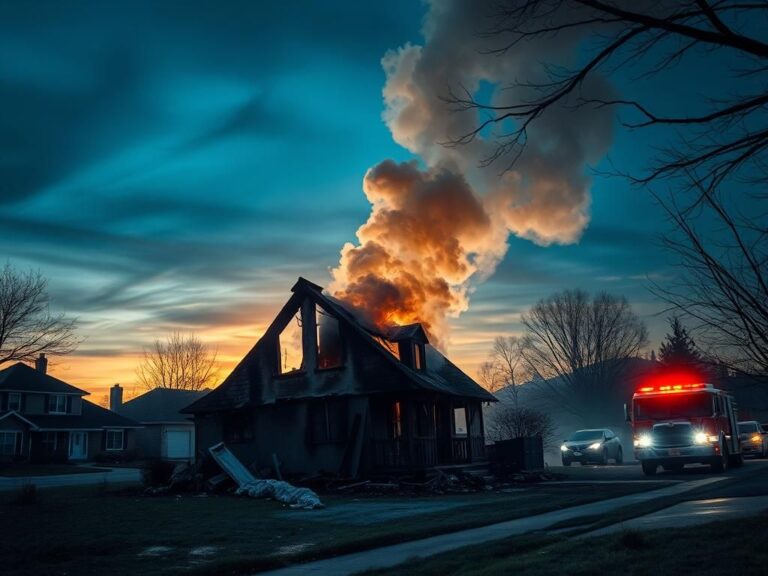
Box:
xmin=0 ymin=1 xmax=749 ymax=402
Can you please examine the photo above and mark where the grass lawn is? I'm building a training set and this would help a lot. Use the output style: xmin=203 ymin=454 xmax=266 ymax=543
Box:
xmin=363 ymin=512 xmax=768 ymax=576
xmin=0 ymin=482 xmax=657 ymax=576
xmin=0 ymin=464 xmax=111 ymax=477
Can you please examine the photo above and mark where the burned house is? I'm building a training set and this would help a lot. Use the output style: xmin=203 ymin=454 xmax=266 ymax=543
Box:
xmin=183 ymin=277 xmax=496 ymax=476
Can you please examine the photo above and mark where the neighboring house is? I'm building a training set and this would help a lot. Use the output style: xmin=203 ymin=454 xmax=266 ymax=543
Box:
xmin=0 ymin=355 xmax=141 ymax=463
xmin=111 ymin=386 xmax=207 ymax=461
xmin=183 ymin=277 xmax=496 ymax=477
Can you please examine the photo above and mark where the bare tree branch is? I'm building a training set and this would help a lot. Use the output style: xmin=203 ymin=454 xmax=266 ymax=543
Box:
xmin=136 ymin=331 xmax=220 ymax=391
xmin=0 ymin=263 xmax=79 ymax=365
xmin=447 ymin=0 xmax=768 ymax=187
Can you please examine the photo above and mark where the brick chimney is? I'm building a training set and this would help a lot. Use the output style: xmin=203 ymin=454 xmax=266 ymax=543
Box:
xmin=35 ymin=353 xmax=48 ymax=374
xmin=110 ymin=384 xmax=123 ymax=413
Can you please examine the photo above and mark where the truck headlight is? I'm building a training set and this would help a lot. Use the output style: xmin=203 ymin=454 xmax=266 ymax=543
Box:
xmin=560 ymin=444 xmax=569 ymax=452
xmin=588 ymin=442 xmax=602 ymax=450
xmin=752 ymin=435 xmax=761 ymax=443
xmin=634 ymin=434 xmax=652 ymax=448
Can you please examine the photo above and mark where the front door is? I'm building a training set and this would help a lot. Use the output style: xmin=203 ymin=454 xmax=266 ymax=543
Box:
xmin=69 ymin=431 xmax=87 ymax=460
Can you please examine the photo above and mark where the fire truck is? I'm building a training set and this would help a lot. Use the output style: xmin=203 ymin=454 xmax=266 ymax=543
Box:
xmin=625 ymin=377 xmax=743 ymax=476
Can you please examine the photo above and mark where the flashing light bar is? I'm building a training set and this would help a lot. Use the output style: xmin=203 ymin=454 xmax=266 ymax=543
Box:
xmin=636 ymin=382 xmax=712 ymax=394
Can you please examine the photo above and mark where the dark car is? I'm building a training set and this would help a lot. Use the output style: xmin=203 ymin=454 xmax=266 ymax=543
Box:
xmin=738 ymin=421 xmax=768 ymax=458
xmin=561 ymin=428 xmax=623 ymax=466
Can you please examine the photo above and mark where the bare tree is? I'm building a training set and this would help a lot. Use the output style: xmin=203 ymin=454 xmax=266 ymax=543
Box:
xmin=0 ymin=263 xmax=79 ymax=365
xmin=449 ymin=1 xmax=768 ymax=189
xmin=479 ymin=335 xmax=532 ymax=406
xmin=521 ymin=289 xmax=648 ymax=415
xmin=652 ymin=180 xmax=768 ymax=375
xmin=136 ymin=332 xmax=219 ymax=391
xmin=486 ymin=405 xmax=556 ymax=448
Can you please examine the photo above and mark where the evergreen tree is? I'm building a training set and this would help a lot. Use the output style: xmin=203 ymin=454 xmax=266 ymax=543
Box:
xmin=658 ymin=317 xmax=702 ymax=368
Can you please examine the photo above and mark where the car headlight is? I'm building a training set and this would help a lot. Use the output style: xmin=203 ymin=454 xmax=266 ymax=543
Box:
xmin=634 ymin=434 xmax=652 ymax=448
xmin=694 ymin=431 xmax=708 ymax=444
xmin=588 ymin=442 xmax=602 ymax=450
xmin=560 ymin=444 xmax=569 ymax=452
xmin=751 ymin=435 xmax=761 ymax=443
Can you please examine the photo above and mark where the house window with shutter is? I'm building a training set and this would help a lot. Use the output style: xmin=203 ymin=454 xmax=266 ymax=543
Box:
xmin=0 ymin=431 xmax=22 ymax=456
xmin=49 ymin=394 xmax=67 ymax=414
xmin=42 ymin=432 xmax=58 ymax=452
xmin=8 ymin=393 xmax=21 ymax=412
xmin=106 ymin=430 xmax=124 ymax=451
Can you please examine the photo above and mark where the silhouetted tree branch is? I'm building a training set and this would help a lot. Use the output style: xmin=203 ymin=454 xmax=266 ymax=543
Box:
xmin=136 ymin=332 xmax=219 ymax=391
xmin=479 ymin=336 xmax=532 ymax=406
xmin=449 ymin=0 xmax=768 ymax=187
xmin=651 ymin=178 xmax=768 ymax=375
xmin=0 ymin=263 xmax=79 ymax=365
xmin=521 ymin=289 xmax=648 ymax=415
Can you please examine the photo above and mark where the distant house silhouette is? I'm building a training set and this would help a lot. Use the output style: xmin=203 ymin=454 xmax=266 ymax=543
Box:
xmin=0 ymin=357 xmax=140 ymax=463
xmin=112 ymin=386 xmax=208 ymax=461
xmin=183 ymin=277 xmax=496 ymax=476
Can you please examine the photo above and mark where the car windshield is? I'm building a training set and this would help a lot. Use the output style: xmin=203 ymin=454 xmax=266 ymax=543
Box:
xmin=738 ymin=422 xmax=759 ymax=434
xmin=568 ymin=430 xmax=604 ymax=441
xmin=635 ymin=393 xmax=713 ymax=419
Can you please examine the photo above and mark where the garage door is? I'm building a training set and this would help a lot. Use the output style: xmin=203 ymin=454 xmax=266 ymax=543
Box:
xmin=166 ymin=430 xmax=192 ymax=459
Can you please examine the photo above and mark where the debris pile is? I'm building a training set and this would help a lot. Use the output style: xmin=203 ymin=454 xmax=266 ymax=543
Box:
xmin=236 ymin=479 xmax=324 ymax=509
xmin=208 ymin=442 xmax=324 ymax=510
xmin=326 ymin=467 xmax=561 ymax=496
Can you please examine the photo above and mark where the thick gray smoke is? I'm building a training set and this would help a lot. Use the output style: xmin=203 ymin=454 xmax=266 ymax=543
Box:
xmin=332 ymin=0 xmax=615 ymax=344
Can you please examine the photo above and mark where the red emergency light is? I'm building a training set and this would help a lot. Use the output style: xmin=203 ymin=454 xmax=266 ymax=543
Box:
xmin=636 ymin=382 xmax=710 ymax=394
xmin=636 ymin=368 xmax=710 ymax=394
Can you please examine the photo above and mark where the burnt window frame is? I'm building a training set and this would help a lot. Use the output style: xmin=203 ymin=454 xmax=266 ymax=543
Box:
xmin=315 ymin=306 xmax=344 ymax=371
xmin=415 ymin=401 xmax=436 ymax=438
xmin=413 ymin=343 xmax=425 ymax=370
xmin=452 ymin=405 xmax=468 ymax=437
xmin=276 ymin=311 xmax=305 ymax=376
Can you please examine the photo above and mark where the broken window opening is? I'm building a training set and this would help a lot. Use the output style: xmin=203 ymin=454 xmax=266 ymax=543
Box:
xmin=316 ymin=307 xmax=342 ymax=369
xmin=416 ymin=401 xmax=436 ymax=437
xmin=277 ymin=312 xmax=304 ymax=374
xmin=390 ymin=401 xmax=403 ymax=439
xmin=413 ymin=343 xmax=424 ymax=370
xmin=372 ymin=335 xmax=400 ymax=360
xmin=453 ymin=406 xmax=468 ymax=436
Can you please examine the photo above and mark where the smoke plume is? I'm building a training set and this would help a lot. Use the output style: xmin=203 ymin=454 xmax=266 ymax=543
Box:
xmin=331 ymin=0 xmax=614 ymax=345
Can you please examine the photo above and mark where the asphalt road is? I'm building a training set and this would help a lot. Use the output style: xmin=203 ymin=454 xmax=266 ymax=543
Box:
xmin=548 ymin=457 xmax=768 ymax=496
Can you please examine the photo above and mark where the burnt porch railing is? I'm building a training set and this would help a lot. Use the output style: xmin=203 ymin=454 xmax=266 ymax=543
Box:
xmin=372 ymin=436 xmax=485 ymax=469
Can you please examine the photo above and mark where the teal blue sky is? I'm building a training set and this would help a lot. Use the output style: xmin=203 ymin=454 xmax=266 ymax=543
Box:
xmin=1 ymin=1 xmax=758 ymax=394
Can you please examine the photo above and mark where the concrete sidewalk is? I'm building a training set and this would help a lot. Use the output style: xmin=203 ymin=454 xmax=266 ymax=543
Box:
xmin=259 ymin=476 xmax=727 ymax=576
xmin=582 ymin=495 xmax=768 ymax=536
xmin=0 ymin=467 xmax=142 ymax=491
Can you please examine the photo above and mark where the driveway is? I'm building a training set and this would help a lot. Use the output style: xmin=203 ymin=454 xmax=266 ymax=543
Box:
xmin=0 ymin=466 xmax=142 ymax=491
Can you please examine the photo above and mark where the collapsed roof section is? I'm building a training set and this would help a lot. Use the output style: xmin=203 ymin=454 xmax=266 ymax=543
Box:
xmin=183 ymin=277 xmax=495 ymax=414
